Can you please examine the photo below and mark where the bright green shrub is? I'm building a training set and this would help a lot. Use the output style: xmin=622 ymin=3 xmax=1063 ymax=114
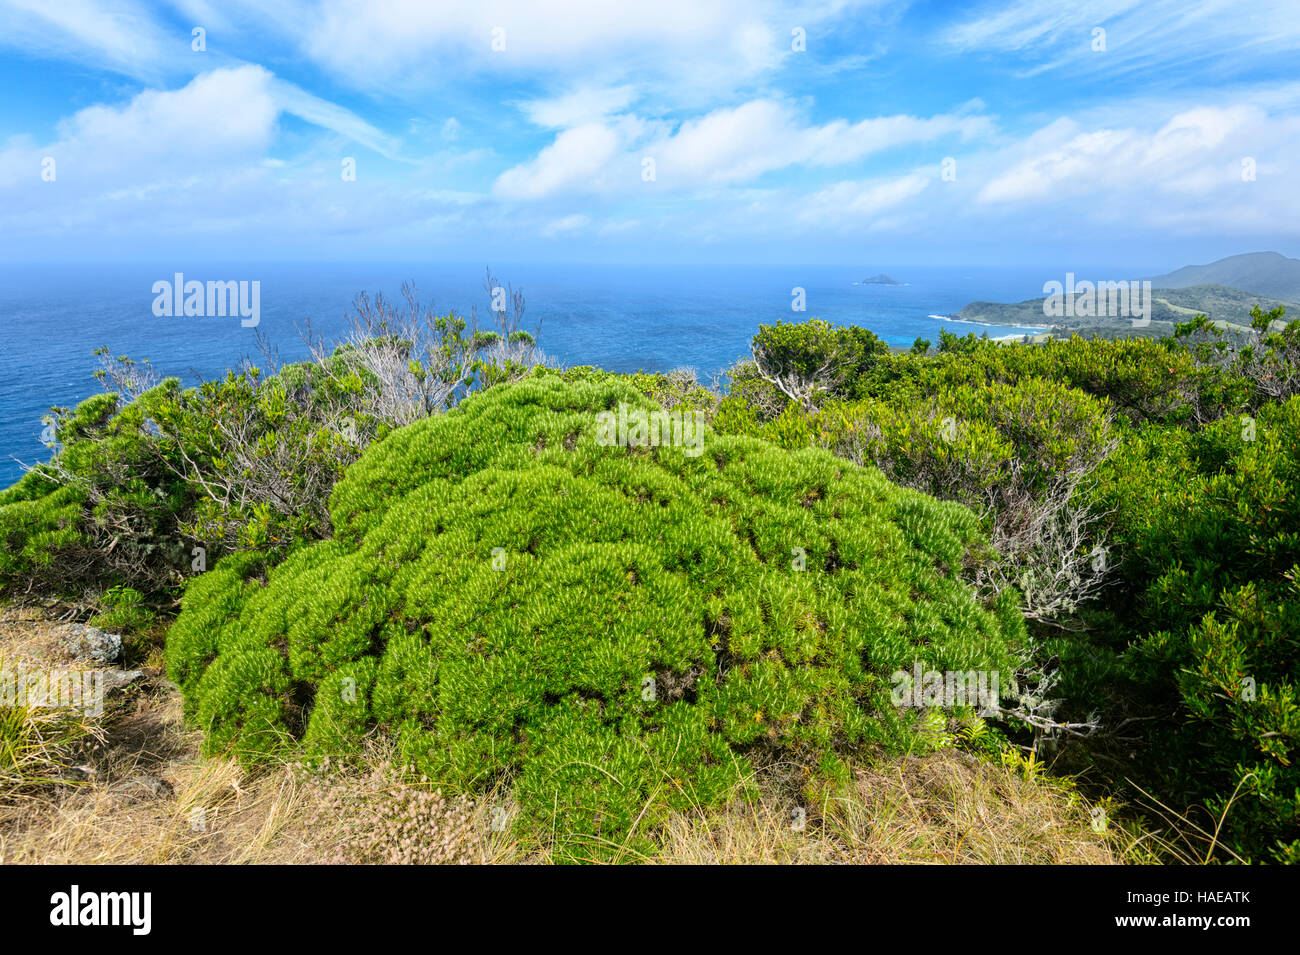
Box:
xmin=0 ymin=481 xmax=86 ymax=584
xmin=720 ymin=374 xmax=1118 ymax=628
xmin=167 ymin=373 xmax=1023 ymax=860
xmin=557 ymin=366 xmax=718 ymax=421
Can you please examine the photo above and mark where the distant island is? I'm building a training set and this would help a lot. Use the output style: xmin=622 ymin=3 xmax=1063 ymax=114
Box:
xmin=859 ymin=273 xmax=906 ymax=286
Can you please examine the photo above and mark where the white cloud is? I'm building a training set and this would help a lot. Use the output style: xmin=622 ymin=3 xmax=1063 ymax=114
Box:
xmin=800 ymin=171 xmax=933 ymax=225
xmin=24 ymin=66 xmax=281 ymax=182
xmin=0 ymin=65 xmax=400 ymax=199
xmin=492 ymin=122 xmax=626 ymax=199
xmin=943 ymin=0 xmax=1137 ymax=53
xmin=267 ymin=77 xmax=401 ymax=157
xmin=0 ymin=66 xmax=452 ymax=257
xmin=785 ymin=171 xmax=930 ymax=231
xmin=672 ymin=95 xmax=1300 ymax=243
xmin=494 ymin=99 xmax=993 ymax=198
xmin=0 ymin=0 xmax=398 ymax=158
xmin=233 ymin=0 xmax=884 ymax=105
xmin=1 ymin=0 xmax=1297 ymax=259
xmin=977 ymin=105 xmax=1270 ymax=204
xmin=0 ymin=0 xmax=178 ymax=80
xmin=520 ymin=85 xmax=639 ymax=128
xmin=541 ymin=213 xmax=589 ymax=237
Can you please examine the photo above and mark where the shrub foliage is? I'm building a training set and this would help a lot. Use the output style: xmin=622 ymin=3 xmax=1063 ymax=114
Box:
xmin=10 ymin=297 xmax=1299 ymax=863
xmin=714 ymin=314 xmax=1300 ymax=863
xmin=167 ymin=374 xmax=1022 ymax=858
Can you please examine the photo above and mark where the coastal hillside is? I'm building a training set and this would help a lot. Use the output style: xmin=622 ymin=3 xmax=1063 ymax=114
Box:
xmin=4 ymin=307 xmax=1298 ymax=864
xmin=957 ymin=282 xmax=1300 ymax=338
xmin=951 ymin=253 xmax=1300 ymax=339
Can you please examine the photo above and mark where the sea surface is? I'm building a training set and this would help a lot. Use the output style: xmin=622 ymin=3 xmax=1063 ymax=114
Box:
xmin=0 ymin=262 xmax=1135 ymax=486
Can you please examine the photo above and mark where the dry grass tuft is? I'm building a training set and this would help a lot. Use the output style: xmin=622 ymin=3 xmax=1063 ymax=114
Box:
xmin=653 ymin=752 xmax=1141 ymax=865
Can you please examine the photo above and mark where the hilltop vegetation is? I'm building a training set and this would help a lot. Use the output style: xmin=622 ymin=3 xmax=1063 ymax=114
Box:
xmin=2 ymin=295 xmax=1298 ymax=863
xmin=717 ymin=310 xmax=1300 ymax=863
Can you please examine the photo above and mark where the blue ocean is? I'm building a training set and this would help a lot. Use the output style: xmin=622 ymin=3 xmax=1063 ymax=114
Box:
xmin=0 ymin=262 xmax=1126 ymax=487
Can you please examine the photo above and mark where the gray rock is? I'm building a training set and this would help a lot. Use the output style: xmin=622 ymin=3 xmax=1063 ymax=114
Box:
xmin=102 ymin=669 xmax=144 ymax=692
xmin=57 ymin=624 xmax=123 ymax=665
xmin=107 ymin=774 xmax=172 ymax=802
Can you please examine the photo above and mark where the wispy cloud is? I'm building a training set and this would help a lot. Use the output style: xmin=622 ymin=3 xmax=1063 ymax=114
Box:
xmin=0 ymin=0 xmax=400 ymax=157
xmin=943 ymin=0 xmax=1300 ymax=82
xmin=267 ymin=77 xmax=402 ymax=158
xmin=0 ymin=0 xmax=179 ymax=81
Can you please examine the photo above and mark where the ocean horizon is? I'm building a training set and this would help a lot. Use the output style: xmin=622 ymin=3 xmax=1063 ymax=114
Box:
xmin=0 ymin=261 xmax=1148 ymax=485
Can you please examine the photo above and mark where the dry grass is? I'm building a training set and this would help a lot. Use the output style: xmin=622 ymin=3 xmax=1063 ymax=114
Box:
xmin=1 ymin=603 xmax=1151 ymax=865
xmin=0 ymin=605 xmax=525 ymax=864
xmin=0 ymin=740 xmax=522 ymax=865
xmin=655 ymin=752 xmax=1140 ymax=864
xmin=1 ymin=605 xmax=110 ymax=799
xmin=0 ymin=604 xmax=72 ymax=663
xmin=0 ymin=675 xmax=105 ymax=795
xmin=0 ymin=690 xmax=519 ymax=864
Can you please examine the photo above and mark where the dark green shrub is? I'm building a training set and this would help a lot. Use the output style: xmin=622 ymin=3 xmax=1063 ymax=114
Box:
xmin=0 ymin=385 xmax=190 ymax=597
xmin=0 ymin=275 xmax=549 ymax=603
xmin=1174 ymin=305 xmax=1300 ymax=409
xmin=716 ymin=317 xmax=1300 ymax=862
xmin=718 ymin=372 xmax=1117 ymax=626
xmin=0 ymin=363 xmax=350 ymax=600
xmin=89 ymin=584 xmax=156 ymax=634
xmin=748 ymin=319 xmax=890 ymax=410
xmin=167 ymin=374 xmax=1023 ymax=860
xmin=1093 ymin=398 xmax=1300 ymax=862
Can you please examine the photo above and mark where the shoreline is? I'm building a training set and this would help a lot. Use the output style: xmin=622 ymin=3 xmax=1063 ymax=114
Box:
xmin=926 ymin=312 xmax=1053 ymax=334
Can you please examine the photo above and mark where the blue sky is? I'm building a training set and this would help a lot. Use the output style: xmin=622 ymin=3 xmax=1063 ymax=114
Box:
xmin=1 ymin=0 xmax=1298 ymax=267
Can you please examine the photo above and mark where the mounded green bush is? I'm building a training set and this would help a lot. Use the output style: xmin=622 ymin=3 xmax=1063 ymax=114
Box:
xmin=167 ymin=372 xmax=1023 ymax=859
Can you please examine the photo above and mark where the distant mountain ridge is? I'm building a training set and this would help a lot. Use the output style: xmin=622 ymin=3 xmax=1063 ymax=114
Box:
xmin=1145 ymin=251 xmax=1300 ymax=301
